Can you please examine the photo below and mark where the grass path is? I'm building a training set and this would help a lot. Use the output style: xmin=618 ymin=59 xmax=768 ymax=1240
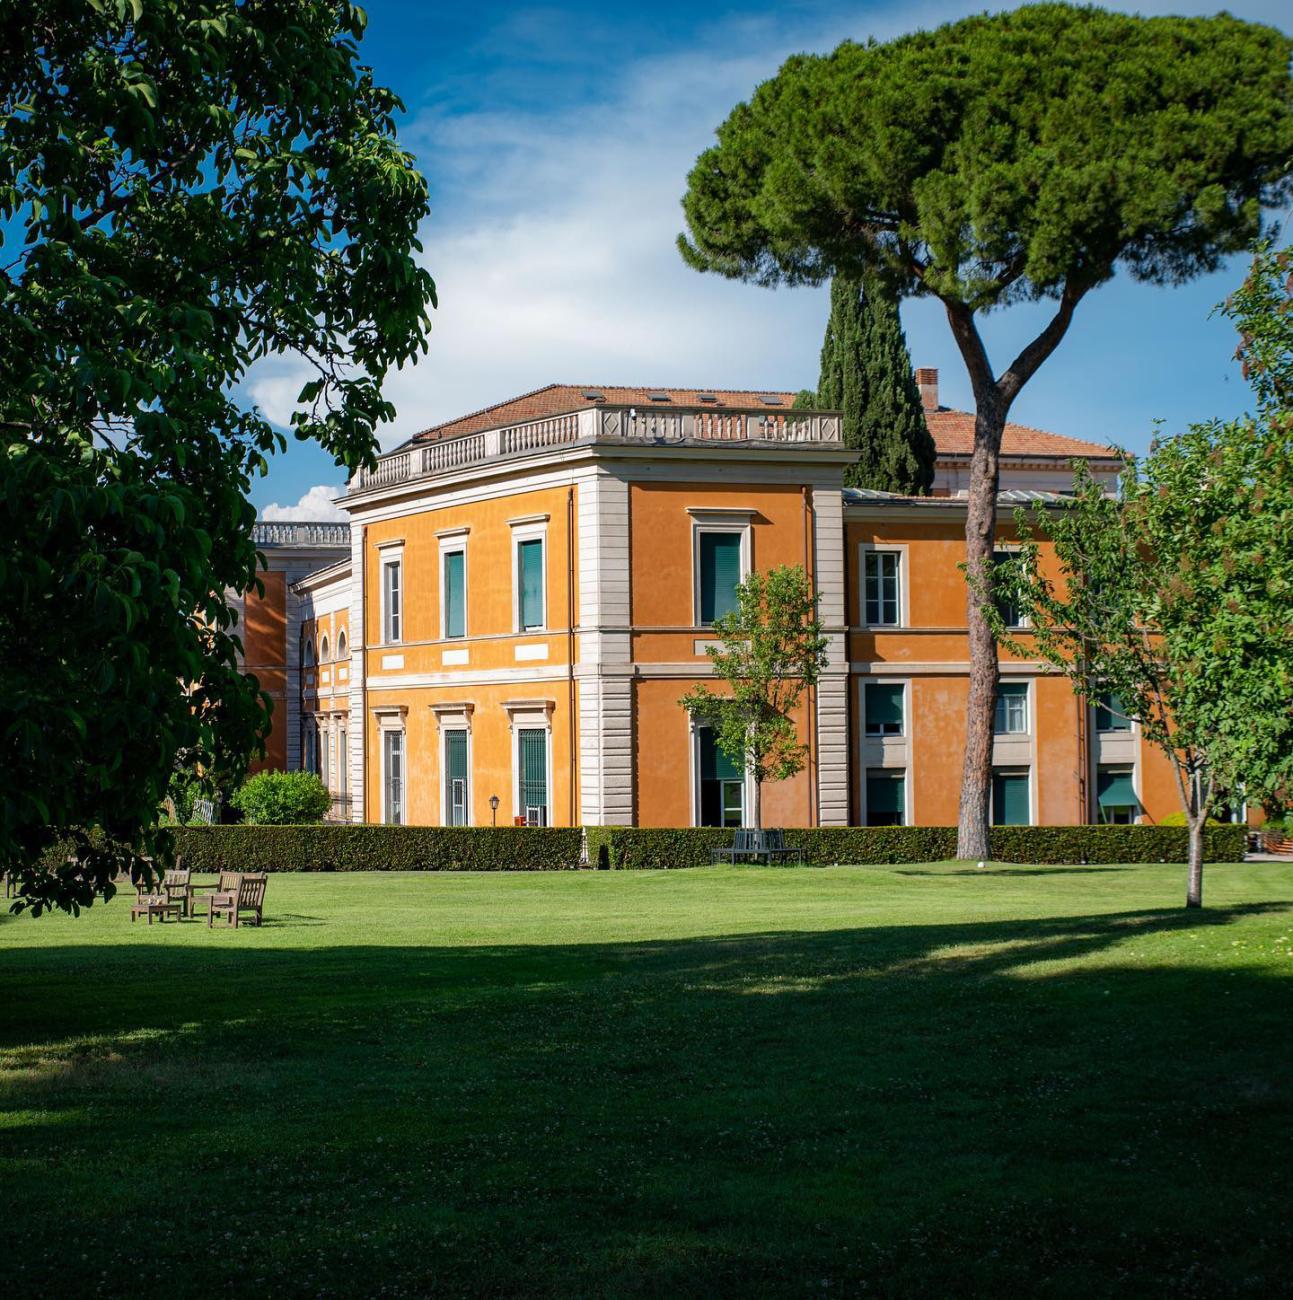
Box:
xmin=2 ymin=862 xmax=1291 ymax=1297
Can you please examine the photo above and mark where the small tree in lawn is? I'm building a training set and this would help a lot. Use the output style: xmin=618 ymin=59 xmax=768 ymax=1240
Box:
xmin=987 ymin=246 xmax=1293 ymax=907
xmin=680 ymin=566 xmax=828 ymax=831
xmin=678 ymin=5 xmax=1293 ymax=861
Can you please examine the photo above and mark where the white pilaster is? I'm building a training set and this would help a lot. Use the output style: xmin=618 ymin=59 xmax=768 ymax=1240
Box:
xmin=348 ymin=523 xmax=366 ymax=822
xmin=812 ymin=484 xmax=850 ymax=826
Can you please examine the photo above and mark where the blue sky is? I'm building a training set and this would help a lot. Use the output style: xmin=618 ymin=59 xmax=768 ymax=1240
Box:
xmin=253 ymin=0 xmax=1292 ymax=519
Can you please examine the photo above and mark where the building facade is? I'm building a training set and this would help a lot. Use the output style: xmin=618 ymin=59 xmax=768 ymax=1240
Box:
xmin=246 ymin=371 xmax=1190 ymax=829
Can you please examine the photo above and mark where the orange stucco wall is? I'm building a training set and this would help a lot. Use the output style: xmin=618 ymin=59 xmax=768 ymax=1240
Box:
xmin=242 ymin=570 xmax=287 ymax=772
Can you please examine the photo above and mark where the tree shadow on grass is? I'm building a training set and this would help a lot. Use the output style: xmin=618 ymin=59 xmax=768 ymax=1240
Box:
xmin=1 ymin=902 xmax=1291 ymax=1299
xmin=895 ymin=864 xmax=1139 ymax=876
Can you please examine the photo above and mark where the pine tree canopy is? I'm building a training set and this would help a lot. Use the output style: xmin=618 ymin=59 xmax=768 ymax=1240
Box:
xmin=678 ymin=5 xmax=1293 ymax=308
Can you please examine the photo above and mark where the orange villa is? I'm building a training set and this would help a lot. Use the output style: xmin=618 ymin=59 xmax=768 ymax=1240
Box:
xmin=240 ymin=369 xmax=1200 ymax=831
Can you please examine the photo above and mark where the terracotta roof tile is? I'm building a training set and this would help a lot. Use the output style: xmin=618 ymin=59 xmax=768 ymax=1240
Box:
xmin=410 ymin=383 xmax=1119 ymax=462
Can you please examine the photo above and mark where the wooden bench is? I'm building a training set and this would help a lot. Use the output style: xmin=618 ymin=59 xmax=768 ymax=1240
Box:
xmin=208 ymin=873 xmax=268 ymax=928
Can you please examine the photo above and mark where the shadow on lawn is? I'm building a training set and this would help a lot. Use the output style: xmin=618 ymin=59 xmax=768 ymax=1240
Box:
xmin=1 ymin=902 xmax=1291 ymax=1299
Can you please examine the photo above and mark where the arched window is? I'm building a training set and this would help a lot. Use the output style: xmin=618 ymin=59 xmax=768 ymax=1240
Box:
xmin=302 ymin=638 xmax=315 ymax=669
xmin=337 ymin=629 xmax=347 ymax=659
xmin=320 ymin=634 xmax=329 ymax=663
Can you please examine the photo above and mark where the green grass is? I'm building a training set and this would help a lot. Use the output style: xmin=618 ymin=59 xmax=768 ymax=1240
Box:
xmin=3 ymin=862 xmax=1291 ymax=1297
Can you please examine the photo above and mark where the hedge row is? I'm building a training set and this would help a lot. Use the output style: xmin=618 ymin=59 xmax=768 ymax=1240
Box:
xmin=172 ymin=825 xmax=584 ymax=872
xmin=585 ymin=824 xmax=1247 ymax=870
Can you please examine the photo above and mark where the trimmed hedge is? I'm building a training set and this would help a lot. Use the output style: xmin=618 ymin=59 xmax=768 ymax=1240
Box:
xmin=169 ymin=822 xmax=1247 ymax=873
xmin=172 ymin=825 xmax=583 ymax=872
xmin=586 ymin=824 xmax=1247 ymax=869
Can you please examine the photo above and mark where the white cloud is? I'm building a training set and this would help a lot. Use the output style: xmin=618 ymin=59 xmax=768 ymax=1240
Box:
xmin=259 ymin=484 xmax=348 ymax=522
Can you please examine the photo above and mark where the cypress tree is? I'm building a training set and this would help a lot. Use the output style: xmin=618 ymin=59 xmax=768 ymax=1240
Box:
xmin=812 ymin=272 xmax=936 ymax=494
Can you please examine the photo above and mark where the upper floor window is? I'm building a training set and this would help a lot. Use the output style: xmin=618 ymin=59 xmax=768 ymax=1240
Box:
xmin=992 ymin=551 xmax=1028 ymax=629
xmin=301 ymin=638 xmax=315 ymax=670
xmin=337 ymin=629 xmax=347 ymax=659
xmin=994 ymin=682 xmax=1029 ymax=734
xmin=319 ymin=634 xmax=329 ymax=663
xmin=863 ymin=551 xmax=901 ymax=626
xmin=864 ymin=682 xmax=905 ymax=737
xmin=697 ymin=531 xmax=744 ymax=626
xmin=443 ymin=548 xmax=467 ymax=639
xmin=1095 ymin=691 xmax=1132 ymax=732
xmin=517 ymin=537 xmax=545 ymax=631
xmin=382 ymin=558 xmax=402 ymax=643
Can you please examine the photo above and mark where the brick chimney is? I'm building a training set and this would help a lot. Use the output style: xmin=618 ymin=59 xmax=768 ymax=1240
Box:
xmin=915 ymin=367 xmax=939 ymax=412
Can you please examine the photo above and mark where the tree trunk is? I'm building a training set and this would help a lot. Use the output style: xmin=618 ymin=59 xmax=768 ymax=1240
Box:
xmin=956 ymin=396 xmax=1007 ymax=861
xmin=750 ymin=773 xmax=762 ymax=831
xmin=1186 ymin=816 xmax=1204 ymax=908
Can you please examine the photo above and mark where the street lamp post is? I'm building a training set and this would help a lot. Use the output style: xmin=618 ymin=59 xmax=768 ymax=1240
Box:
xmin=489 ymin=794 xmax=499 ymax=827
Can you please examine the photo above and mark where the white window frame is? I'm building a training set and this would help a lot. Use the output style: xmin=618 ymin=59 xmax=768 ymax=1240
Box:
xmin=437 ymin=528 xmax=470 ymax=641
xmin=990 ymin=765 xmax=1033 ymax=827
xmin=994 ymin=679 xmax=1031 ymax=736
xmin=862 ymin=679 xmax=907 ymax=738
xmin=689 ymin=719 xmax=754 ymax=829
xmin=510 ymin=521 xmax=549 ymax=634
xmin=689 ymin=512 xmax=753 ymax=628
xmin=432 ymin=703 xmax=475 ymax=827
xmin=861 ymin=766 xmax=911 ymax=827
xmin=858 ymin=543 xmax=908 ymax=628
xmin=992 ymin=546 xmax=1032 ymax=630
xmin=375 ymin=706 xmax=407 ymax=825
xmin=377 ymin=539 xmax=404 ymax=646
xmin=505 ymin=700 xmax=554 ymax=826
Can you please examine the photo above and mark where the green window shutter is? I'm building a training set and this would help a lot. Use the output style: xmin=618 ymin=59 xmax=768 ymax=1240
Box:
xmin=444 ymin=550 xmax=465 ymax=638
xmin=519 ymin=728 xmax=547 ymax=816
xmin=866 ymin=771 xmax=905 ymax=815
xmin=1096 ymin=768 xmax=1138 ymax=810
xmin=519 ymin=539 xmax=544 ymax=629
xmin=865 ymin=683 xmax=904 ymax=732
xmin=445 ymin=730 xmax=468 ymax=825
xmin=700 ymin=729 xmax=740 ymax=781
xmin=992 ymin=771 xmax=1030 ymax=825
xmin=700 ymin=533 xmax=741 ymax=624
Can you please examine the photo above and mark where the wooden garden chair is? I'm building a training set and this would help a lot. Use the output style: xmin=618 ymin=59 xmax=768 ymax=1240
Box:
xmin=162 ymin=863 xmax=193 ymax=918
xmin=207 ymin=873 xmax=267 ymax=928
xmin=191 ymin=870 xmax=240 ymax=919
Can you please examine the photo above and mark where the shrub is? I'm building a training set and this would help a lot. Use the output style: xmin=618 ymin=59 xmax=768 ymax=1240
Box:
xmin=230 ymin=771 xmax=331 ymax=825
xmin=171 ymin=824 xmax=584 ymax=872
xmin=1158 ymin=811 xmax=1223 ymax=827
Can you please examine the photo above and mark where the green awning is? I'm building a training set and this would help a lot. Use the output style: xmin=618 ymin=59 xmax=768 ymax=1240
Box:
xmin=1097 ymin=769 xmax=1139 ymax=809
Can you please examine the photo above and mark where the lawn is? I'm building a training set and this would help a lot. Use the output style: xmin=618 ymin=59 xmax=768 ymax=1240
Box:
xmin=2 ymin=862 xmax=1291 ymax=1298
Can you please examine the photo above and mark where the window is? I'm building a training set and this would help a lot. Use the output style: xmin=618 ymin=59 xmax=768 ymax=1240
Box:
xmin=863 ymin=551 xmax=900 ymax=626
xmin=383 ymin=730 xmax=404 ymax=824
xmin=1096 ymin=766 xmax=1139 ymax=824
xmin=302 ymin=638 xmax=315 ymax=670
xmin=864 ymin=683 xmax=905 ymax=737
xmin=302 ymin=723 xmax=314 ymax=773
xmin=339 ymin=728 xmax=347 ymax=799
xmin=994 ymin=682 xmax=1029 ymax=734
xmin=1095 ymin=691 xmax=1132 ymax=732
xmin=320 ymin=634 xmax=329 ymax=663
xmin=337 ymin=630 xmax=347 ymax=659
xmin=992 ymin=551 xmax=1027 ymax=628
xmin=865 ymin=770 xmax=906 ymax=826
xmin=443 ymin=548 xmax=466 ymax=639
xmin=382 ymin=558 xmax=402 ymax=643
xmin=992 ymin=768 xmax=1031 ymax=825
xmin=321 ymin=727 xmax=330 ymax=788
xmin=517 ymin=538 xmax=545 ymax=631
xmin=698 ymin=728 xmax=744 ymax=827
xmin=517 ymin=728 xmax=549 ymax=825
xmin=698 ymin=532 xmax=743 ymax=626
xmin=444 ymin=729 xmax=470 ymax=826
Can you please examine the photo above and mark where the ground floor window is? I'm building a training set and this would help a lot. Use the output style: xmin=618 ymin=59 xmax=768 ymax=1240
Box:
xmin=322 ymin=728 xmax=331 ymax=789
xmin=444 ymin=728 xmax=470 ymax=826
xmin=992 ymin=768 xmax=1030 ymax=826
xmin=698 ymin=728 xmax=744 ymax=827
xmin=383 ymin=730 xmax=404 ymax=825
xmin=865 ymin=769 xmax=906 ymax=826
xmin=518 ymin=727 xmax=549 ymax=826
xmin=1096 ymin=766 xmax=1139 ymax=824
xmin=339 ymin=729 xmax=347 ymax=799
